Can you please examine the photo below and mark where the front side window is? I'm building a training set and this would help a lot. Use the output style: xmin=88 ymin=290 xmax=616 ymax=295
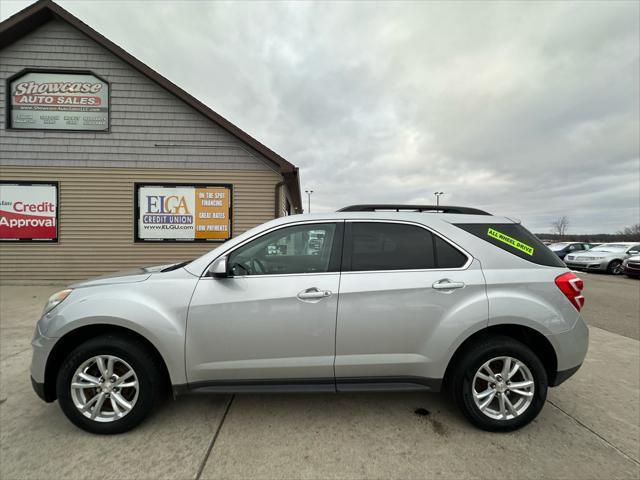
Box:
xmin=228 ymin=223 xmax=339 ymax=276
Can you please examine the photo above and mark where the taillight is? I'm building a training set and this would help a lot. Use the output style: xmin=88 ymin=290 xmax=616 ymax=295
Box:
xmin=555 ymin=272 xmax=585 ymax=311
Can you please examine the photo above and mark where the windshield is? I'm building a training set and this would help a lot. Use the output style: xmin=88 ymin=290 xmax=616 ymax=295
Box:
xmin=549 ymin=243 xmax=570 ymax=251
xmin=589 ymin=244 xmax=629 ymax=253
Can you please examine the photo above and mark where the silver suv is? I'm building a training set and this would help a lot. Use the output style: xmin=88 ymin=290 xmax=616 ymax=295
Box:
xmin=31 ymin=205 xmax=588 ymax=434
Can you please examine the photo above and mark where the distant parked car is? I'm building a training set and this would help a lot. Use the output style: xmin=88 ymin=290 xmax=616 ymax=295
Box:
xmin=548 ymin=242 xmax=593 ymax=260
xmin=565 ymin=243 xmax=640 ymax=275
xmin=622 ymin=254 xmax=640 ymax=278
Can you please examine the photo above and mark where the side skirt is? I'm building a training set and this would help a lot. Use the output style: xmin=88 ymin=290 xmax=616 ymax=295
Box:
xmin=173 ymin=376 xmax=442 ymax=396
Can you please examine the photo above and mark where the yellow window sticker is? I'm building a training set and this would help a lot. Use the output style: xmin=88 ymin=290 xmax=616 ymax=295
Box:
xmin=487 ymin=228 xmax=535 ymax=256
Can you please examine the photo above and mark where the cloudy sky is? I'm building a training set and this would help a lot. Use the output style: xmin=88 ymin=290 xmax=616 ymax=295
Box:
xmin=2 ymin=0 xmax=639 ymax=233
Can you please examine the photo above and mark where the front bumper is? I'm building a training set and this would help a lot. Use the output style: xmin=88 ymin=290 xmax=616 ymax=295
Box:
xmin=30 ymin=324 xmax=57 ymax=402
xmin=564 ymin=259 xmax=607 ymax=271
xmin=623 ymin=263 xmax=640 ymax=276
xmin=30 ymin=376 xmax=50 ymax=401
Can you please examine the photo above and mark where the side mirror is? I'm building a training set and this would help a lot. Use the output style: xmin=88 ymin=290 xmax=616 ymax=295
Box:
xmin=208 ymin=256 xmax=228 ymax=278
xmin=629 ymin=250 xmax=639 ymax=255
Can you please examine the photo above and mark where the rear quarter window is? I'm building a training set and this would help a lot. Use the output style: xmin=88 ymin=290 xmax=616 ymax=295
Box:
xmin=454 ymin=223 xmax=565 ymax=267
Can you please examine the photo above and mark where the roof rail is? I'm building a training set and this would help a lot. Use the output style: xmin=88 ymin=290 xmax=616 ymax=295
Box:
xmin=336 ymin=204 xmax=492 ymax=215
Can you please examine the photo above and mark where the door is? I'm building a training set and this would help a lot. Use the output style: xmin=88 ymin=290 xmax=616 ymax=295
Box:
xmin=186 ymin=221 xmax=343 ymax=387
xmin=334 ymin=221 xmax=487 ymax=389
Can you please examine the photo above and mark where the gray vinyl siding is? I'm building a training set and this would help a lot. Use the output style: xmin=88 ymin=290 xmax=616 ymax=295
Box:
xmin=0 ymin=18 xmax=277 ymax=172
xmin=0 ymin=165 xmax=282 ymax=283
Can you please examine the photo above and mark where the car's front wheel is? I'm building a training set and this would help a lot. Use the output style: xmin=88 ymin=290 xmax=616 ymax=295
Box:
xmin=608 ymin=260 xmax=623 ymax=275
xmin=450 ymin=336 xmax=548 ymax=432
xmin=56 ymin=335 xmax=163 ymax=434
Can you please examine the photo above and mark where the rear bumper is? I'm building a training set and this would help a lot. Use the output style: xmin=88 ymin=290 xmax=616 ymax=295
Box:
xmin=549 ymin=364 xmax=582 ymax=387
xmin=547 ymin=315 xmax=589 ymax=385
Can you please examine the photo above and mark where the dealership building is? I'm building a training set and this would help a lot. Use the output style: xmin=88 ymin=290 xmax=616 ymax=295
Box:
xmin=0 ymin=0 xmax=302 ymax=283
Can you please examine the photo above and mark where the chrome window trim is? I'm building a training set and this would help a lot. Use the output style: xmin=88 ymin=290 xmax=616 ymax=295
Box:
xmin=218 ymin=271 xmax=341 ymax=279
xmin=200 ymin=218 xmax=474 ymax=278
xmin=344 ymin=219 xmax=473 ymax=273
xmin=200 ymin=219 xmax=343 ymax=278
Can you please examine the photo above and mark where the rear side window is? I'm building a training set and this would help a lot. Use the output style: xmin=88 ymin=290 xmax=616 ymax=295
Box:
xmin=454 ymin=223 xmax=565 ymax=267
xmin=344 ymin=222 xmax=468 ymax=271
xmin=434 ymin=235 xmax=468 ymax=268
xmin=348 ymin=222 xmax=435 ymax=271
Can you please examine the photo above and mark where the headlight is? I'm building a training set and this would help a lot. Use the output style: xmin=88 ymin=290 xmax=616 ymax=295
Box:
xmin=42 ymin=289 xmax=73 ymax=315
xmin=622 ymin=258 xmax=629 ymax=266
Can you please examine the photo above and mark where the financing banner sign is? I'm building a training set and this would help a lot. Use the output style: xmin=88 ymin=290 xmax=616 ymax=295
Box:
xmin=0 ymin=182 xmax=58 ymax=241
xmin=136 ymin=184 xmax=232 ymax=241
xmin=9 ymin=71 xmax=109 ymax=131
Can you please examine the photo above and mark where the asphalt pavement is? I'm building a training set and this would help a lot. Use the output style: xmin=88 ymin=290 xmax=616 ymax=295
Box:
xmin=576 ymin=272 xmax=639 ymax=340
xmin=0 ymin=276 xmax=638 ymax=480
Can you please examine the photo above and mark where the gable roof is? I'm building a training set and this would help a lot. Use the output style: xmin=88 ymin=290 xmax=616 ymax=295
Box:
xmin=0 ymin=0 xmax=301 ymax=212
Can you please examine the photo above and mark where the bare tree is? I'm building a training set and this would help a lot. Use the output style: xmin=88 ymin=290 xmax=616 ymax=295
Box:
xmin=551 ymin=216 xmax=570 ymax=238
xmin=617 ymin=223 xmax=640 ymax=237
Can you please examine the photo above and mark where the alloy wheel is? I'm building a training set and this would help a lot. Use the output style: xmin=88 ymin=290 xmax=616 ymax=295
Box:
xmin=70 ymin=355 xmax=139 ymax=423
xmin=472 ymin=356 xmax=535 ymax=421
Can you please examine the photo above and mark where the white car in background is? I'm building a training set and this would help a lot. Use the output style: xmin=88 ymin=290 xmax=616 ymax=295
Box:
xmin=564 ymin=242 xmax=640 ymax=275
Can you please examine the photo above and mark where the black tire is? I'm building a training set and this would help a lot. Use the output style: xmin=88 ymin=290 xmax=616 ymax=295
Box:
xmin=56 ymin=334 xmax=163 ymax=434
xmin=607 ymin=260 xmax=623 ymax=275
xmin=449 ymin=335 xmax=548 ymax=432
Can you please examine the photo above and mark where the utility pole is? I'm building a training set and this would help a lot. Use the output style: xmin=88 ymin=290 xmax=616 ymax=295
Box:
xmin=305 ymin=190 xmax=314 ymax=213
xmin=434 ymin=191 xmax=444 ymax=207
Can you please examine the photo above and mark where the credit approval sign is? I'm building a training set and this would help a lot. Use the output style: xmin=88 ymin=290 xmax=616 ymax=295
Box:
xmin=0 ymin=182 xmax=58 ymax=241
xmin=9 ymin=71 xmax=109 ymax=131
xmin=136 ymin=184 xmax=232 ymax=241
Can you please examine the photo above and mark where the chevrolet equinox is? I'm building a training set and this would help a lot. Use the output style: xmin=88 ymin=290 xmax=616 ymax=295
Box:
xmin=31 ymin=205 xmax=588 ymax=434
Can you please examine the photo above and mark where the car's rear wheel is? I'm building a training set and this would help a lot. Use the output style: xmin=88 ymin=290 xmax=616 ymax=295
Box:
xmin=450 ymin=336 xmax=548 ymax=432
xmin=56 ymin=335 xmax=163 ymax=434
xmin=608 ymin=260 xmax=623 ymax=275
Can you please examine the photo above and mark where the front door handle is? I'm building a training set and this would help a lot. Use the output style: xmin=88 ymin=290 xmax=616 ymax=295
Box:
xmin=432 ymin=279 xmax=465 ymax=290
xmin=297 ymin=287 xmax=332 ymax=300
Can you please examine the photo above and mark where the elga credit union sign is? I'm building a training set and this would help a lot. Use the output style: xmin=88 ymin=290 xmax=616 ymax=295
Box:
xmin=0 ymin=182 xmax=58 ymax=241
xmin=9 ymin=71 xmax=109 ymax=131
xmin=136 ymin=184 xmax=232 ymax=241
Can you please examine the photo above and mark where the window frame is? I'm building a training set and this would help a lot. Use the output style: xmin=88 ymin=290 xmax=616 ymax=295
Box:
xmin=204 ymin=220 xmax=345 ymax=278
xmin=341 ymin=220 xmax=472 ymax=274
xmin=627 ymin=244 xmax=640 ymax=253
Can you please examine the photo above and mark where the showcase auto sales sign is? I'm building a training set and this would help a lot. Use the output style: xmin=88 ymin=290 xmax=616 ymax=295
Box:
xmin=10 ymin=71 xmax=109 ymax=131
xmin=0 ymin=183 xmax=57 ymax=241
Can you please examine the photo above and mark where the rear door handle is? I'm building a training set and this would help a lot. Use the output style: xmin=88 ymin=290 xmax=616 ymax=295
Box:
xmin=297 ymin=287 xmax=332 ymax=300
xmin=432 ymin=279 xmax=465 ymax=290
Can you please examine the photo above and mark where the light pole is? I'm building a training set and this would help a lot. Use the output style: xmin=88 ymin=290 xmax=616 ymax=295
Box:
xmin=434 ymin=191 xmax=444 ymax=207
xmin=305 ymin=190 xmax=314 ymax=213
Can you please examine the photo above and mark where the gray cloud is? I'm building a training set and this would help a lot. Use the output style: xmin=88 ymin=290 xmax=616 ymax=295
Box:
xmin=2 ymin=0 xmax=639 ymax=233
